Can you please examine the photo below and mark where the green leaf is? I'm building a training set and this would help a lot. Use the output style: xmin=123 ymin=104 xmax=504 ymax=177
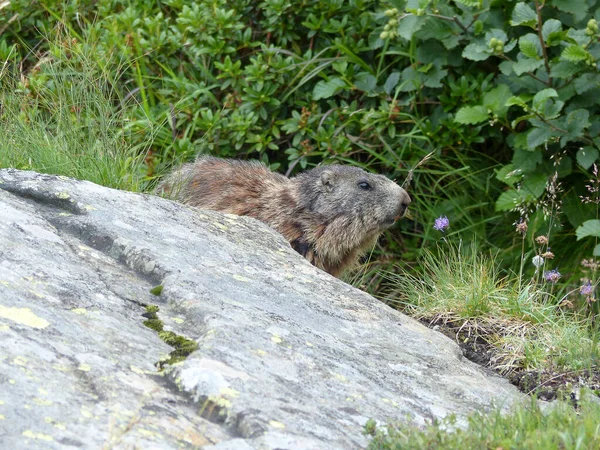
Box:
xmin=552 ymin=0 xmax=589 ymax=22
xmin=483 ymin=84 xmax=512 ymax=118
xmin=518 ymin=36 xmax=539 ymax=59
xmin=453 ymin=0 xmax=482 ymax=6
xmin=313 ymin=78 xmax=346 ymax=100
xmin=462 ymin=42 xmax=491 ymax=61
xmin=551 ymin=60 xmax=581 ymax=78
xmin=384 ymin=72 xmax=400 ymax=94
xmin=495 ymin=189 xmax=529 ymax=211
xmin=354 ymin=72 xmax=377 ymax=93
xmin=574 ymin=73 xmax=600 ymax=95
xmin=513 ymin=148 xmax=542 ymax=172
xmin=513 ymin=57 xmax=543 ymax=75
xmin=541 ymin=19 xmax=562 ymax=44
xmin=397 ymin=15 xmax=425 ymax=40
xmin=560 ymin=109 xmax=590 ymax=147
xmin=423 ymin=67 xmax=448 ymax=88
xmin=454 ymin=105 xmax=489 ymax=124
xmin=563 ymin=190 xmax=596 ymax=228
xmin=526 ymin=126 xmax=554 ymax=149
xmin=532 ymin=88 xmax=558 ymax=110
xmin=594 ymin=244 xmax=600 ymax=257
xmin=506 ymin=95 xmax=528 ymax=108
xmin=499 ymin=60 xmax=514 ymax=75
xmin=399 ymin=66 xmax=422 ymax=92
xmin=561 ymin=45 xmax=590 ymax=63
xmin=576 ymin=219 xmax=600 ymax=241
xmin=576 ymin=146 xmax=599 ymax=169
xmin=495 ymin=164 xmax=522 ymax=186
xmin=510 ymin=3 xmax=537 ymax=28
xmin=521 ymin=173 xmax=547 ymax=199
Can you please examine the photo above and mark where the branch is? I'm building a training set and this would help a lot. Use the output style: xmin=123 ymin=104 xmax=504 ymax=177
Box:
xmin=426 ymin=13 xmax=469 ymax=34
xmin=534 ymin=0 xmax=553 ymax=86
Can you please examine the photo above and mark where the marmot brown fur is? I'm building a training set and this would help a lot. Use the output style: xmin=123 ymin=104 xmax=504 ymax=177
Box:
xmin=157 ymin=156 xmax=411 ymax=277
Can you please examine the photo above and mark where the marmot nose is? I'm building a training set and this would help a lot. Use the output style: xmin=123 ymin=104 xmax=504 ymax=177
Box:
xmin=394 ymin=193 xmax=411 ymax=220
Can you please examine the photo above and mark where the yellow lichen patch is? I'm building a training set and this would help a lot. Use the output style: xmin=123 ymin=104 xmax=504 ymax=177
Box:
xmin=84 ymin=205 xmax=97 ymax=211
xmin=0 ymin=280 xmax=9 ymax=286
xmin=171 ymin=317 xmax=185 ymax=324
xmin=38 ymin=388 xmax=48 ymax=396
xmin=13 ymin=356 xmax=28 ymax=366
xmin=77 ymin=364 xmax=91 ymax=372
xmin=0 ymin=324 xmax=9 ymax=332
xmin=0 ymin=400 xmax=5 ymax=404
xmin=138 ymin=428 xmax=161 ymax=438
xmin=33 ymin=397 xmax=53 ymax=406
xmin=346 ymin=394 xmax=364 ymax=402
xmin=214 ymin=222 xmax=229 ymax=231
xmin=80 ymin=406 xmax=93 ymax=419
xmin=52 ymin=364 xmax=70 ymax=372
xmin=305 ymin=341 xmax=314 ymax=347
xmin=8 ymin=379 xmax=15 ymax=384
xmin=332 ymin=373 xmax=348 ymax=383
xmin=0 ymin=414 xmax=5 ymax=420
xmin=71 ymin=308 xmax=87 ymax=315
xmin=208 ymin=396 xmax=232 ymax=409
xmin=130 ymin=365 xmax=146 ymax=375
xmin=45 ymin=417 xmax=66 ymax=430
xmin=380 ymin=398 xmax=398 ymax=407
xmin=0 ymin=306 xmax=49 ymax=329
xmin=270 ymin=335 xmax=282 ymax=344
xmin=55 ymin=191 xmax=70 ymax=199
xmin=219 ymin=388 xmax=240 ymax=398
xmin=253 ymin=349 xmax=266 ymax=356
xmin=232 ymin=274 xmax=251 ymax=282
xmin=269 ymin=420 xmax=285 ymax=429
xmin=28 ymin=290 xmax=45 ymax=299
xmin=22 ymin=430 xmax=54 ymax=441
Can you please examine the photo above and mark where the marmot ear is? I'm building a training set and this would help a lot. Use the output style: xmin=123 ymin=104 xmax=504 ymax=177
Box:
xmin=320 ymin=170 xmax=335 ymax=193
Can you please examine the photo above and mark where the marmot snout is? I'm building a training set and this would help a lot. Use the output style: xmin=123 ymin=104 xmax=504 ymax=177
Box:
xmin=157 ymin=157 xmax=411 ymax=277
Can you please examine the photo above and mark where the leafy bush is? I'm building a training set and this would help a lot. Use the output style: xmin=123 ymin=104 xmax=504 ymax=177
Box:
xmin=2 ymin=0 xmax=600 ymax=288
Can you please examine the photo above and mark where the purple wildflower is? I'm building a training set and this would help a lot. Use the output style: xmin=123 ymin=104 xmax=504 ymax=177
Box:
xmin=433 ymin=216 xmax=450 ymax=231
xmin=544 ymin=269 xmax=561 ymax=284
xmin=580 ymin=282 xmax=594 ymax=296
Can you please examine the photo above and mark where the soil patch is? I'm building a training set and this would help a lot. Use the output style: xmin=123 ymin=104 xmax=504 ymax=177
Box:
xmin=421 ymin=318 xmax=600 ymax=401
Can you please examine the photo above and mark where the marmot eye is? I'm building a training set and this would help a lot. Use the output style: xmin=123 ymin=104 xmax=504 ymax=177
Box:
xmin=358 ymin=181 xmax=371 ymax=190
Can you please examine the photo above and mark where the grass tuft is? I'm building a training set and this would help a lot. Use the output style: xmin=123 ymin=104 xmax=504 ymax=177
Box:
xmin=367 ymin=391 xmax=600 ymax=450
xmin=0 ymin=35 xmax=153 ymax=191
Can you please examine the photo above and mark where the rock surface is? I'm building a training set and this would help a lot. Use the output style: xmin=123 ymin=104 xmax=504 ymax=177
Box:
xmin=0 ymin=169 xmax=524 ymax=449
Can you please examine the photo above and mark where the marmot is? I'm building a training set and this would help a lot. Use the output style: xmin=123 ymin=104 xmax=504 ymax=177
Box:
xmin=157 ymin=156 xmax=411 ymax=277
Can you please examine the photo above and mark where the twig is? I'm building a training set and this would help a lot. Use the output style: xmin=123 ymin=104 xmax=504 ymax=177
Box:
xmin=534 ymin=0 xmax=553 ymax=86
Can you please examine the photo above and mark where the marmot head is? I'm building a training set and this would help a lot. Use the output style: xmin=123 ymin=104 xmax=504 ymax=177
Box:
xmin=296 ymin=165 xmax=411 ymax=232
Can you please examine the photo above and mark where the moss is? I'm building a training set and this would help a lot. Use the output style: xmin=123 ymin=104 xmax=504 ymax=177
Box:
xmin=141 ymin=304 xmax=198 ymax=368
xmin=145 ymin=304 xmax=160 ymax=314
xmin=149 ymin=285 xmax=163 ymax=296
xmin=143 ymin=318 xmax=164 ymax=332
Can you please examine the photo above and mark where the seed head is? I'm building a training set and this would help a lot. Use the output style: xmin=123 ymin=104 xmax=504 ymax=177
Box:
xmin=515 ymin=220 xmax=528 ymax=235
xmin=535 ymin=235 xmax=549 ymax=245
xmin=541 ymin=251 xmax=555 ymax=259
xmin=532 ymin=255 xmax=544 ymax=268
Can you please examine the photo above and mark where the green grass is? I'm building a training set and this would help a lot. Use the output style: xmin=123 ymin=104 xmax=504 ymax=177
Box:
xmin=0 ymin=37 xmax=153 ymax=191
xmin=366 ymin=391 xmax=600 ymax=450
xmin=382 ymin=242 xmax=600 ymax=375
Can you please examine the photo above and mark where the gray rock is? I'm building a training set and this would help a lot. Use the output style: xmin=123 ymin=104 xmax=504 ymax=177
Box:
xmin=0 ymin=169 xmax=524 ymax=449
